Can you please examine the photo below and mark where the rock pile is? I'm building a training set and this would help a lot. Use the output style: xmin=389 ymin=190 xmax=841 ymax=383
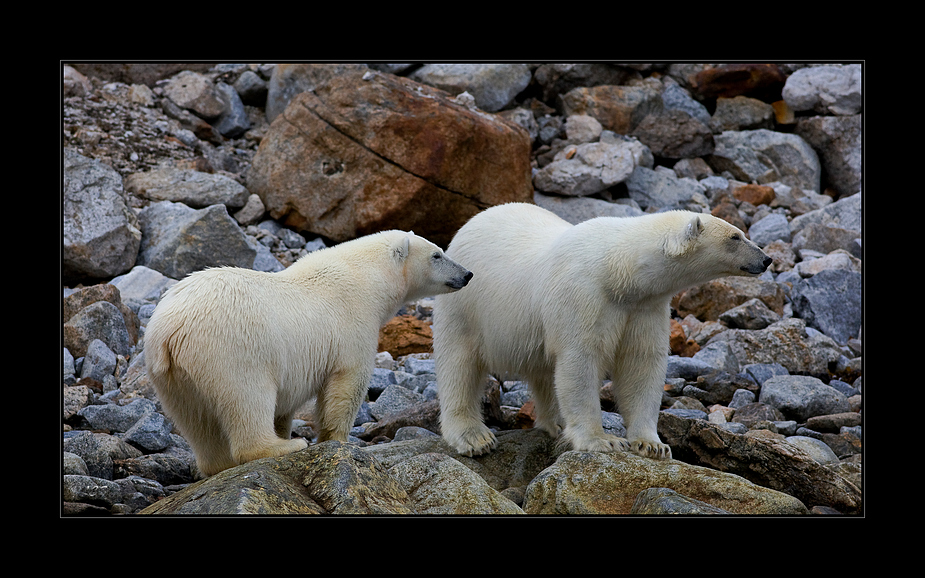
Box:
xmin=62 ymin=62 xmax=862 ymax=515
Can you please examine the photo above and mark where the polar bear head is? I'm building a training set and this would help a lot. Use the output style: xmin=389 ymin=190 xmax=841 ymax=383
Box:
xmin=664 ymin=212 xmax=772 ymax=280
xmin=393 ymin=232 xmax=473 ymax=301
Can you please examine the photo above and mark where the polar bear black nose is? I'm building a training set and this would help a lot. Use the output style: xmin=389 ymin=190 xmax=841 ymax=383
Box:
xmin=464 ymin=271 xmax=474 ymax=283
xmin=763 ymin=255 xmax=773 ymax=269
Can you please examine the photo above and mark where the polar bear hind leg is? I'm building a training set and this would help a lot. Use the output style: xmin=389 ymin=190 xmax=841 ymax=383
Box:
xmin=436 ymin=342 xmax=497 ymax=456
xmin=212 ymin=374 xmax=308 ymax=473
xmin=523 ymin=370 xmax=562 ymax=439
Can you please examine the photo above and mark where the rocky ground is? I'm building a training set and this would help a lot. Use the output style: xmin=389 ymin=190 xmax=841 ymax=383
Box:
xmin=62 ymin=62 xmax=863 ymax=516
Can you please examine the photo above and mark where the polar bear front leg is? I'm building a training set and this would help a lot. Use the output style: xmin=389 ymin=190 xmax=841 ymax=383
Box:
xmin=554 ymin=351 xmax=630 ymax=453
xmin=611 ymin=344 xmax=673 ymax=460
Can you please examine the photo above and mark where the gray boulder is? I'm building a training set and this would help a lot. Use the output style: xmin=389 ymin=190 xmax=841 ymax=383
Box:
xmin=782 ymin=64 xmax=862 ymax=116
xmin=409 ymin=63 xmax=532 ymax=113
xmin=758 ymin=375 xmax=851 ymax=422
xmin=63 ymin=149 xmax=141 ymax=281
xmin=136 ymin=201 xmax=256 ymax=279
xmin=706 ymin=129 xmax=821 ymax=193
xmin=791 ymin=269 xmax=862 ymax=344
xmin=124 ymin=167 xmax=249 ymax=209
xmin=624 ymin=166 xmax=706 ymax=210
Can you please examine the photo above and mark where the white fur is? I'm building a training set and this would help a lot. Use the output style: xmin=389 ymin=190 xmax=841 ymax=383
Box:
xmin=433 ymin=203 xmax=770 ymax=459
xmin=145 ymin=230 xmax=471 ymax=476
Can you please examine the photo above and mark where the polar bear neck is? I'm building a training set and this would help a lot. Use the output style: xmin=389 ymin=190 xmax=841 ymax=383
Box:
xmin=579 ymin=217 xmax=709 ymax=303
xmin=280 ymin=240 xmax=408 ymax=325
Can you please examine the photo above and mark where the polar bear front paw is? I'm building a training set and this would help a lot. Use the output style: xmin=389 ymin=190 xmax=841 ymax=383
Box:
xmin=629 ymin=439 xmax=672 ymax=460
xmin=448 ymin=425 xmax=498 ymax=457
xmin=569 ymin=432 xmax=631 ymax=453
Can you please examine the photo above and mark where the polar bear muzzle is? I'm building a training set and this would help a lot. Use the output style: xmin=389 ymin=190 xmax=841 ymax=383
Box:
xmin=446 ymin=270 xmax=473 ymax=290
xmin=741 ymin=253 xmax=773 ymax=275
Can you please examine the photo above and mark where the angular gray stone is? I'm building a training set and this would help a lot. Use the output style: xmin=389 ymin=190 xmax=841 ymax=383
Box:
xmin=124 ymin=411 xmax=173 ymax=453
xmin=624 ymin=165 xmax=706 ymax=210
xmin=136 ymin=201 xmax=257 ymax=279
xmin=707 ymin=318 xmax=843 ymax=377
xmin=661 ymin=83 xmax=712 ymax=125
xmin=707 ymin=129 xmax=821 ymax=193
xmin=63 ymin=475 xmax=123 ymax=509
xmin=124 ymin=167 xmax=249 ymax=209
xmin=795 ymin=114 xmax=861 ymax=198
xmin=369 ymin=384 xmax=425 ymax=421
xmin=408 ymin=63 xmax=532 ymax=113
xmin=710 ymin=96 xmax=775 ymax=132
xmin=213 ymin=81 xmax=251 ymax=138
xmin=162 ymin=70 xmax=225 ymax=119
xmin=791 ymin=269 xmax=862 ymax=344
xmin=629 ymin=108 xmax=714 ymax=159
xmin=533 ymin=141 xmax=637 ymax=197
xmin=78 ymin=398 xmax=158 ymax=433
xmin=64 ymin=301 xmax=133 ymax=357
xmin=109 ymin=266 xmax=178 ymax=310
xmin=63 ymin=149 xmax=141 ymax=281
xmin=748 ymin=212 xmax=792 ymax=246
xmin=692 ymin=341 xmax=740 ymax=374
xmin=758 ymin=375 xmax=850 ymax=422
xmin=782 ymin=64 xmax=862 ymax=116
xmin=80 ymin=339 xmax=117 ymax=382
xmin=792 ymin=223 xmax=862 ymax=259
xmin=790 ymin=191 xmax=861 ymax=235
xmin=718 ymin=297 xmax=782 ymax=330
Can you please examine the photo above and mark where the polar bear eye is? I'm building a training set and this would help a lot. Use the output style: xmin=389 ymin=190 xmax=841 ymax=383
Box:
xmin=731 ymin=234 xmax=741 ymax=241
xmin=432 ymin=252 xmax=442 ymax=260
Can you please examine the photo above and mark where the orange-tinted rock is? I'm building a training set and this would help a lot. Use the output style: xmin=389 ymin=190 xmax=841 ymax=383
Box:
xmin=772 ymin=100 xmax=796 ymax=125
xmin=670 ymin=318 xmax=700 ymax=357
xmin=248 ymin=67 xmax=533 ymax=248
xmin=689 ymin=64 xmax=787 ymax=101
xmin=514 ymin=400 xmax=536 ymax=429
xmin=733 ymin=184 xmax=776 ymax=206
xmin=710 ymin=201 xmax=748 ymax=233
xmin=559 ymin=84 xmax=663 ymax=134
xmin=674 ymin=277 xmax=786 ymax=322
xmin=378 ymin=315 xmax=434 ymax=357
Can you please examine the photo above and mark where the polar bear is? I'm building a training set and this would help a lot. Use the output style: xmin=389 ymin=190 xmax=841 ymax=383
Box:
xmin=145 ymin=230 xmax=472 ymax=476
xmin=433 ymin=203 xmax=771 ymax=459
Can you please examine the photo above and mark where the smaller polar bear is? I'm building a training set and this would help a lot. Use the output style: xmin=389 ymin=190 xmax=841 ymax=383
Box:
xmin=433 ymin=203 xmax=771 ymax=459
xmin=145 ymin=230 xmax=472 ymax=476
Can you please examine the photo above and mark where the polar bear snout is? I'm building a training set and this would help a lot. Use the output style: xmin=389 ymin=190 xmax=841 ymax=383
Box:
xmin=740 ymin=253 xmax=773 ymax=275
xmin=447 ymin=269 xmax=473 ymax=290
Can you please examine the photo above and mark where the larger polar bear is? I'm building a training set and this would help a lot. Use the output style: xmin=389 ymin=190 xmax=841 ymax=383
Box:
xmin=145 ymin=230 xmax=472 ymax=476
xmin=433 ymin=203 xmax=771 ymax=459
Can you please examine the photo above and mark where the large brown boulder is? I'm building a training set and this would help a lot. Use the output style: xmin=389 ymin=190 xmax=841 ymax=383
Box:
xmin=247 ymin=67 xmax=534 ymax=248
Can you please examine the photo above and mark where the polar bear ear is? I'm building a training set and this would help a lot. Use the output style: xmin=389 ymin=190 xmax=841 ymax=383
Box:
xmin=666 ymin=215 xmax=703 ymax=257
xmin=393 ymin=235 xmax=411 ymax=262
xmin=686 ymin=215 xmax=704 ymax=240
